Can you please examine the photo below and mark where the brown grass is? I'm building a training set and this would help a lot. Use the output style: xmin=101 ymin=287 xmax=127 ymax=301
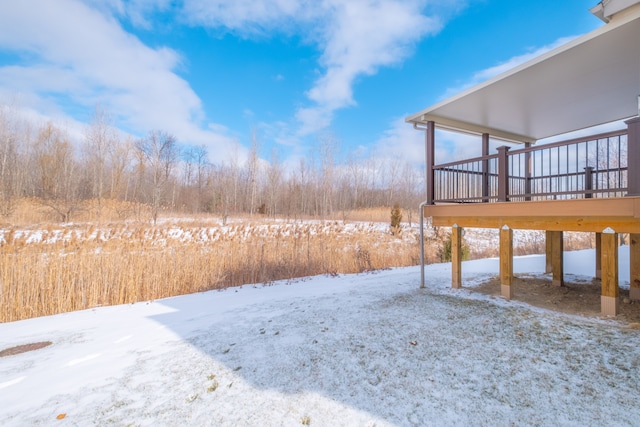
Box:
xmin=1 ymin=219 xmax=437 ymax=322
xmin=0 ymin=201 xmax=596 ymax=323
xmin=0 ymin=198 xmax=152 ymax=226
xmin=332 ymin=207 xmax=419 ymax=224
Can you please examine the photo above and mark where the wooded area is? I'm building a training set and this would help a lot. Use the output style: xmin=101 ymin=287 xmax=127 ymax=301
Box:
xmin=0 ymin=106 xmax=424 ymax=224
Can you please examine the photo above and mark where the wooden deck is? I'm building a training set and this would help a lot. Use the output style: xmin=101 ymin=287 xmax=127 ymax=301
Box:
xmin=424 ymin=197 xmax=640 ymax=233
xmin=423 ymin=198 xmax=640 ymax=317
xmin=415 ymin=117 xmax=640 ymax=317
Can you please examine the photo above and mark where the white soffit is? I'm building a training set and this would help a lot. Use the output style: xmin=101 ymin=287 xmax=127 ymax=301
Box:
xmin=406 ymin=5 xmax=640 ymax=143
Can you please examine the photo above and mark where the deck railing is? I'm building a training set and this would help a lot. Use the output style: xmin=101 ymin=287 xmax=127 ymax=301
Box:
xmin=431 ymin=130 xmax=629 ymax=204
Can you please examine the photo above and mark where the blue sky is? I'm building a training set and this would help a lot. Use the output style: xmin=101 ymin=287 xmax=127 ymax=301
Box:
xmin=0 ymin=0 xmax=603 ymax=168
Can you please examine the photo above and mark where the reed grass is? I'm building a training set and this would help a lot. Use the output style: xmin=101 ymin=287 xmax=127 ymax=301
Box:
xmin=1 ymin=221 xmax=435 ymax=322
xmin=0 ymin=201 xmax=596 ymax=323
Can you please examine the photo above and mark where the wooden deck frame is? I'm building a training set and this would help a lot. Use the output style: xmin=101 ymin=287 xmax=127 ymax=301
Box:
xmin=416 ymin=115 xmax=640 ymax=317
xmin=423 ymin=196 xmax=640 ymax=316
xmin=595 ymin=232 xmax=602 ymax=279
xmin=548 ymin=231 xmax=564 ymax=287
xmin=545 ymin=231 xmax=553 ymax=274
xmin=500 ymin=226 xmax=513 ymax=300
xmin=451 ymin=225 xmax=462 ymax=289
xmin=631 ymin=233 xmax=640 ymax=300
xmin=601 ymin=229 xmax=619 ymax=316
xmin=424 ymin=197 xmax=640 ymax=232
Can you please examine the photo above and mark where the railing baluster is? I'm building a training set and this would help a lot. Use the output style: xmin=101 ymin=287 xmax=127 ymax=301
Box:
xmin=429 ymin=129 xmax=628 ymax=203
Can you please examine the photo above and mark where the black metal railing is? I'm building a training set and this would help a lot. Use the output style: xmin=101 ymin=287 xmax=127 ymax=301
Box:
xmin=431 ymin=130 xmax=629 ymax=203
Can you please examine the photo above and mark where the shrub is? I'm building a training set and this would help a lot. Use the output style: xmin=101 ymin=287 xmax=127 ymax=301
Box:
xmin=390 ymin=204 xmax=402 ymax=236
xmin=438 ymin=231 xmax=469 ymax=262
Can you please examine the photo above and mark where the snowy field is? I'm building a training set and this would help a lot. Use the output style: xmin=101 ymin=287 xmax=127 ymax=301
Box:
xmin=1 ymin=248 xmax=638 ymax=426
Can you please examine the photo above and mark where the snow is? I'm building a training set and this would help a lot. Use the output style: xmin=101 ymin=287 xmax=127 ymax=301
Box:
xmin=1 ymin=248 xmax=638 ymax=426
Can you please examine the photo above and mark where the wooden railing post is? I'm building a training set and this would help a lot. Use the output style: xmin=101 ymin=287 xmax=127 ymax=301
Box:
xmin=524 ymin=142 xmax=532 ymax=201
xmin=497 ymin=146 xmax=510 ymax=202
xmin=482 ymin=133 xmax=489 ymax=202
xmin=426 ymin=121 xmax=435 ymax=205
xmin=584 ymin=166 xmax=593 ymax=198
xmin=626 ymin=117 xmax=640 ymax=196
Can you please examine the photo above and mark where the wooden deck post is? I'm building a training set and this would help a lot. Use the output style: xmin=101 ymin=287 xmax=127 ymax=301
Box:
xmin=545 ymin=230 xmax=553 ymax=274
xmin=500 ymin=225 xmax=513 ymax=299
xmin=595 ymin=232 xmax=602 ymax=279
xmin=524 ymin=142 xmax=532 ymax=201
xmin=584 ymin=167 xmax=593 ymax=198
xmin=452 ymin=224 xmax=462 ymax=289
xmin=626 ymin=117 xmax=640 ymax=196
xmin=549 ymin=231 xmax=564 ymax=287
xmin=482 ymin=133 xmax=489 ymax=202
xmin=497 ymin=146 xmax=511 ymax=202
xmin=426 ymin=121 xmax=435 ymax=205
xmin=631 ymin=233 xmax=640 ymax=300
xmin=601 ymin=228 xmax=619 ymax=316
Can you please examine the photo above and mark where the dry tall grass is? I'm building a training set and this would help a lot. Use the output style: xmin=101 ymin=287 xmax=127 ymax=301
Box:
xmin=1 ymin=221 xmax=435 ymax=322
xmin=1 ymin=201 xmax=598 ymax=323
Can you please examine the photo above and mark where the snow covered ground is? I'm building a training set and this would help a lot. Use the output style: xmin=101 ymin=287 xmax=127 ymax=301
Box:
xmin=1 ymin=248 xmax=638 ymax=426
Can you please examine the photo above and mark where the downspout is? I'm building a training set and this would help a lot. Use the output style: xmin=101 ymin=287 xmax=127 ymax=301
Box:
xmin=419 ymin=200 xmax=428 ymax=289
xmin=414 ymin=122 xmax=430 ymax=289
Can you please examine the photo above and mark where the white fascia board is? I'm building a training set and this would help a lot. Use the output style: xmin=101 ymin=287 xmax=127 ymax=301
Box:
xmin=604 ymin=0 xmax=640 ymax=21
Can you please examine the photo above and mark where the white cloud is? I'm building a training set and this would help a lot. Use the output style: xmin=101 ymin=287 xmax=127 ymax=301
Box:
xmin=374 ymin=117 xmax=425 ymax=166
xmin=0 ymin=0 xmax=458 ymax=165
xmin=0 ymin=0 xmax=239 ymax=161
xmin=441 ymin=36 xmax=578 ymax=100
xmin=180 ymin=0 xmax=444 ymax=136
xmin=298 ymin=1 xmax=440 ymax=135
xmin=375 ymin=116 xmax=522 ymax=170
xmin=180 ymin=0 xmax=308 ymax=34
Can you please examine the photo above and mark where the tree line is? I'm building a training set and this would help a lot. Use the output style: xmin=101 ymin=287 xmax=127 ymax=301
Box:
xmin=0 ymin=107 xmax=425 ymax=223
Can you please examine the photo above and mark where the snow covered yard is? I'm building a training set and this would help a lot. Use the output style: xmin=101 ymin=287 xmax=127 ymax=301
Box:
xmin=1 ymin=249 xmax=639 ymax=426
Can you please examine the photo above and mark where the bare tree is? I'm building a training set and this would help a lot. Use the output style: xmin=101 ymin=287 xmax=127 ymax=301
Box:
xmin=0 ymin=107 xmax=19 ymax=217
xmin=108 ymin=135 xmax=133 ymax=201
xmin=135 ymin=130 xmax=179 ymax=224
xmin=385 ymin=158 xmax=402 ymax=207
xmin=317 ymin=132 xmax=338 ymax=219
xmin=266 ymin=149 xmax=283 ymax=217
xmin=0 ymin=109 xmax=434 ymax=223
xmin=34 ymin=122 xmax=80 ymax=222
xmin=246 ymin=131 xmax=259 ymax=215
xmin=84 ymin=105 xmax=120 ymax=217
xmin=398 ymin=161 xmax=422 ymax=226
xmin=181 ymin=144 xmax=209 ymax=212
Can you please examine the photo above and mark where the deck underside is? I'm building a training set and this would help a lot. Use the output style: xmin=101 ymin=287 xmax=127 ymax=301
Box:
xmin=424 ymin=197 xmax=640 ymax=233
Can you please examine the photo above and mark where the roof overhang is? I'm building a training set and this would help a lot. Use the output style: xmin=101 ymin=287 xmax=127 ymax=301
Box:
xmin=406 ymin=2 xmax=640 ymax=143
xmin=591 ymin=0 xmax=640 ymax=22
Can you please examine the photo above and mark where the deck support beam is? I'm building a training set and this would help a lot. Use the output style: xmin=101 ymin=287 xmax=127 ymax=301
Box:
xmin=595 ymin=232 xmax=602 ymax=279
xmin=545 ymin=231 xmax=553 ymax=274
xmin=500 ymin=225 xmax=513 ymax=300
xmin=452 ymin=225 xmax=462 ymax=289
xmin=601 ymin=228 xmax=619 ymax=316
xmin=631 ymin=233 xmax=640 ymax=300
xmin=549 ymin=231 xmax=564 ymax=287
